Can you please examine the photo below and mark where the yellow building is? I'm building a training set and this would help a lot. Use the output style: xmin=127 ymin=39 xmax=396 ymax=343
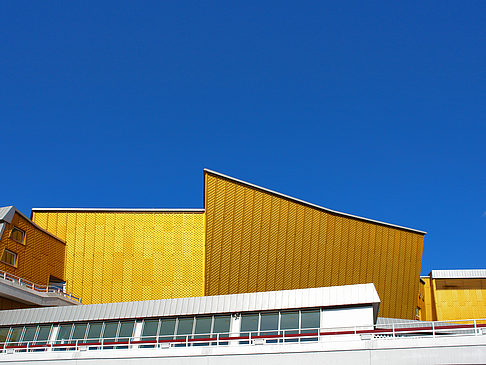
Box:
xmin=204 ymin=170 xmax=426 ymax=319
xmin=30 ymin=210 xmax=205 ymax=305
xmin=0 ymin=206 xmax=67 ymax=310
xmin=31 ymin=169 xmax=427 ymax=319
xmin=420 ymin=270 xmax=486 ymax=321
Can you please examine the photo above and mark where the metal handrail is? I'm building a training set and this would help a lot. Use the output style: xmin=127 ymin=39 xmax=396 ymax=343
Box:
xmin=0 ymin=269 xmax=81 ymax=303
xmin=1 ymin=318 xmax=485 ymax=353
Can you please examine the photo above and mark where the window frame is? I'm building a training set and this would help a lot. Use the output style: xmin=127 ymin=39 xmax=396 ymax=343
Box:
xmin=0 ymin=248 xmax=18 ymax=267
xmin=9 ymin=227 xmax=25 ymax=245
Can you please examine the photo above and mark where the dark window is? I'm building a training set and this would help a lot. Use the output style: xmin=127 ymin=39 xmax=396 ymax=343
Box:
xmin=1 ymin=249 xmax=17 ymax=267
xmin=10 ymin=227 xmax=25 ymax=244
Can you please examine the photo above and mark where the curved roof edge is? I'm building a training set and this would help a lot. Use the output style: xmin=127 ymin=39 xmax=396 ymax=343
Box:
xmin=204 ymin=169 xmax=426 ymax=235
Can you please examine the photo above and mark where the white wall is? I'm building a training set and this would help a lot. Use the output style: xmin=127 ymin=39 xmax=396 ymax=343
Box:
xmin=321 ymin=306 xmax=374 ymax=331
xmin=1 ymin=333 xmax=486 ymax=365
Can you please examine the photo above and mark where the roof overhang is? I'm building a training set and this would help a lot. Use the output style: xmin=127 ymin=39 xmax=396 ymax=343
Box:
xmin=0 ymin=283 xmax=380 ymax=326
xmin=430 ymin=269 xmax=486 ymax=279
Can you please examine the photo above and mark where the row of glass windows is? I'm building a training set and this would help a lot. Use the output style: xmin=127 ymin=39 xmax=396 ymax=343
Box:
xmin=240 ymin=309 xmax=320 ymax=336
xmin=0 ymin=325 xmax=52 ymax=346
xmin=0 ymin=309 xmax=321 ymax=346
xmin=56 ymin=320 xmax=136 ymax=343
xmin=141 ymin=315 xmax=231 ymax=341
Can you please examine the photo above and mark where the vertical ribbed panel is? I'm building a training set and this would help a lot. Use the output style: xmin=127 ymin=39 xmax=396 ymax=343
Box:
xmin=204 ymin=171 xmax=425 ymax=319
xmin=32 ymin=211 xmax=205 ymax=304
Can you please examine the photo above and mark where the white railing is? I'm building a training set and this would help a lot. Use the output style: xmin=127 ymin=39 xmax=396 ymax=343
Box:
xmin=1 ymin=318 xmax=485 ymax=353
xmin=0 ymin=269 xmax=81 ymax=303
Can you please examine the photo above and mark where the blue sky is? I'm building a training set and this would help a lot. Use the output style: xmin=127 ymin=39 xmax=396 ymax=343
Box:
xmin=1 ymin=1 xmax=484 ymax=274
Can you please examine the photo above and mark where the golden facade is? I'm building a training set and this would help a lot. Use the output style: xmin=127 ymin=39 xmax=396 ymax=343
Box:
xmin=32 ymin=211 xmax=205 ymax=305
xmin=0 ymin=210 xmax=65 ymax=287
xmin=421 ymin=275 xmax=486 ymax=321
xmin=204 ymin=171 xmax=426 ymax=319
xmin=23 ymin=169 xmax=430 ymax=319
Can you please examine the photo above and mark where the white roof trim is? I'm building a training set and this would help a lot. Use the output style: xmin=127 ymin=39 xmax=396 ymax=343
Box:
xmin=32 ymin=208 xmax=205 ymax=213
xmin=430 ymin=269 xmax=486 ymax=279
xmin=0 ymin=284 xmax=380 ymax=326
xmin=204 ymin=169 xmax=426 ymax=235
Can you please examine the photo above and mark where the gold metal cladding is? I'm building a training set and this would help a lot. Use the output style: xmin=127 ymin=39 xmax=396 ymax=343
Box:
xmin=32 ymin=211 xmax=205 ymax=304
xmin=204 ymin=171 xmax=425 ymax=320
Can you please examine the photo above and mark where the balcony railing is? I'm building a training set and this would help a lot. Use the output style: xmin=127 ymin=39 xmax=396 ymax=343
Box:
xmin=0 ymin=269 xmax=81 ymax=303
xmin=1 ymin=318 xmax=485 ymax=353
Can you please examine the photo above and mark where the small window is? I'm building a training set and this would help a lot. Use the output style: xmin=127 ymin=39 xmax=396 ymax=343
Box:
xmin=10 ymin=227 xmax=25 ymax=244
xmin=0 ymin=249 xmax=17 ymax=267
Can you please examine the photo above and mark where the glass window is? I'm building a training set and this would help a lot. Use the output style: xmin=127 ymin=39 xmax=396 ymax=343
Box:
xmin=194 ymin=316 xmax=212 ymax=337
xmin=193 ymin=316 xmax=211 ymax=346
xmin=8 ymin=327 xmax=22 ymax=345
xmin=212 ymin=315 xmax=230 ymax=335
xmin=10 ymin=227 xmax=25 ymax=244
xmin=21 ymin=326 xmax=37 ymax=345
xmin=212 ymin=315 xmax=230 ymax=346
xmin=280 ymin=311 xmax=299 ymax=331
xmin=240 ymin=313 xmax=259 ymax=343
xmin=159 ymin=319 xmax=176 ymax=341
xmin=35 ymin=326 xmax=51 ymax=345
xmin=141 ymin=320 xmax=159 ymax=341
xmin=0 ymin=328 xmax=9 ymax=344
xmin=300 ymin=309 xmax=320 ymax=342
xmin=176 ymin=318 xmax=193 ymax=338
xmin=280 ymin=311 xmax=299 ymax=342
xmin=240 ymin=313 xmax=259 ymax=335
xmin=57 ymin=324 xmax=73 ymax=344
xmin=117 ymin=321 xmax=134 ymax=341
xmin=301 ymin=310 xmax=320 ymax=330
xmin=175 ymin=317 xmax=193 ymax=347
xmin=86 ymin=323 xmax=103 ymax=343
xmin=102 ymin=322 xmax=118 ymax=341
xmin=260 ymin=312 xmax=278 ymax=343
xmin=260 ymin=312 xmax=278 ymax=334
xmin=1 ymin=249 xmax=17 ymax=267
xmin=71 ymin=323 xmax=87 ymax=342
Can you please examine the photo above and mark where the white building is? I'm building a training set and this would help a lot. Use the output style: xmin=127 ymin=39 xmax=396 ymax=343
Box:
xmin=0 ymin=283 xmax=484 ymax=364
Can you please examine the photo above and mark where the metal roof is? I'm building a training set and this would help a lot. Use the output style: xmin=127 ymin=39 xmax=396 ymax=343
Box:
xmin=0 ymin=284 xmax=380 ymax=326
xmin=0 ymin=206 xmax=16 ymax=223
xmin=204 ymin=169 xmax=427 ymax=235
xmin=0 ymin=206 xmax=65 ymax=244
xmin=430 ymin=269 xmax=486 ymax=279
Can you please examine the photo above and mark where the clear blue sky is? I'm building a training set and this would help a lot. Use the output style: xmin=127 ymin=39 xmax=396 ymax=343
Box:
xmin=1 ymin=2 xmax=485 ymax=274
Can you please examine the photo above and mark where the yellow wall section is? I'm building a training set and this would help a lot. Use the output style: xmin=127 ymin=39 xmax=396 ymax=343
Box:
xmin=422 ymin=276 xmax=486 ymax=321
xmin=0 ymin=212 xmax=65 ymax=286
xmin=204 ymin=172 xmax=425 ymax=319
xmin=32 ymin=211 xmax=205 ymax=304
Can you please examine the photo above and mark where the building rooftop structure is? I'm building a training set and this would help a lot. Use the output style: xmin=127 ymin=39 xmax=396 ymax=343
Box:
xmin=1 ymin=170 xmax=486 ymax=363
xmin=0 ymin=206 xmax=79 ymax=309
xmin=26 ymin=169 xmax=426 ymax=319
xmin=0 ymin=284 xmax=484 ymax=365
